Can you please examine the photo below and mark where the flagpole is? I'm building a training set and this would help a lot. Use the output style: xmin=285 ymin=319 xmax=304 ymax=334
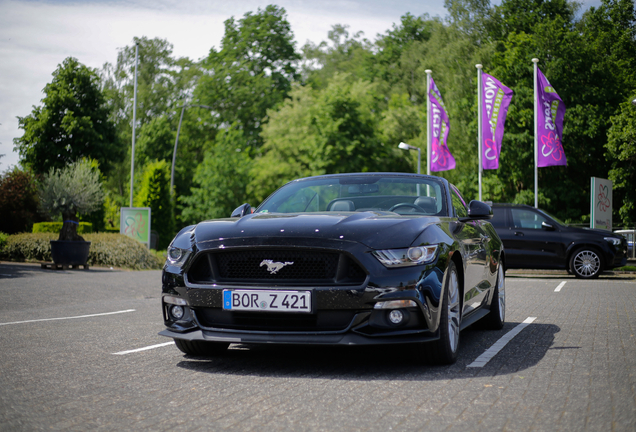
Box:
xmin=425 ymin=69 xmax=432 ymax=176
xmin=476 ymin=64 xmax=483 ymax=201
xmin=532 ymin=58 xmax=539 ymax=209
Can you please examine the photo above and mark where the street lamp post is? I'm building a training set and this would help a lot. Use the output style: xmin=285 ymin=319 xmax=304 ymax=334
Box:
xmin=398 ymin=142 xmax=421 ymax=174
xmin=398 ymin=142 xmax=422 ymax=195
xmin=170 ymin=103 xmax=213 ymax=194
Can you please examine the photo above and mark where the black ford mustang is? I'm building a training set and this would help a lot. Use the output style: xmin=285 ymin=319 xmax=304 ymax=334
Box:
xmin=160 ymin=173 xmax=505 ymax=364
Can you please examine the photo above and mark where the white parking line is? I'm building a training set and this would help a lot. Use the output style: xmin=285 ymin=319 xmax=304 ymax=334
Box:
xmin=554 ymin=281 xmax=567 ymax=292
xmin=113 ymin=341 xmax=175 ymax=355
xmin=0 ymin=309 xmax=136 ymax=326
xmin=467 ymin=317 xmax=537 ymax=368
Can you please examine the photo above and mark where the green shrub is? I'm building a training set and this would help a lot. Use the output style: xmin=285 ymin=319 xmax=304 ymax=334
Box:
xmin=32 ymin=222 xmax=93 ymax=234
xmin=0 ymin=232 xmax=9 ymax=252
xmin=85 ymin=233 xmax=163 ymax=270
xmin=0 ymin=232 xmax=163 ymax=270
xmin=1 ymin=233 xmax=56 ymax=262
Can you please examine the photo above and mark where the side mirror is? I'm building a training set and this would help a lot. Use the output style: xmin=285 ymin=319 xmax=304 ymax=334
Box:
xmin=459 ymin=200 xmax=493 ymax=222
xmin=231 ymin=203 xmax=252 ymax=218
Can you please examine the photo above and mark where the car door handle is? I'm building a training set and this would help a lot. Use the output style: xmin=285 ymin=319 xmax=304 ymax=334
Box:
xmin=514 ymin=232 xmax=524 ymax=236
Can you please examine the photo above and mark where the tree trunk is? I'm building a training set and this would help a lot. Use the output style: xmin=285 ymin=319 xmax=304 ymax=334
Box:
xmin=58 ymin=212 xmax=85 ymax=241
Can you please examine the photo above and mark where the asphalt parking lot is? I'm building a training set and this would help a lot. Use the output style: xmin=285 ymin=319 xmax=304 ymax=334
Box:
xmin=0 ymin=262 xmax=635 ymax=431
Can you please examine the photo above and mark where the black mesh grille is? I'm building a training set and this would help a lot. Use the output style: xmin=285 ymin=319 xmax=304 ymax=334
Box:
xmin=195 ymin=308 xmax=356 ymax=332
xmin=187 ymin=249 xmax=366 ymax=285
xmin=218 ymin=250 xmax=338 ymax=280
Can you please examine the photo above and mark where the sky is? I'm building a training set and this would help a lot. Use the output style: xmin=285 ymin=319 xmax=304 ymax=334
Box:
xmin=0 ymin=0 xmax=603 ymax=171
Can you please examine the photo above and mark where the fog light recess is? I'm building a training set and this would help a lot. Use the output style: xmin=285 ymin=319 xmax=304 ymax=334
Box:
xmin=388 ymin=309 xmax=405 ymax=325
xmin=170 ymin=305 xmax=185 ymax=320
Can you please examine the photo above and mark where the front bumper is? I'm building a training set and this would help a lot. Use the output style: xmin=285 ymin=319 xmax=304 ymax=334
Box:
xmin=160 ymin=238 xmax=450 ymax=346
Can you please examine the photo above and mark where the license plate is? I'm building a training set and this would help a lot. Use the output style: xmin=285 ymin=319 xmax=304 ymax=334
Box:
xmin=222 ymin=290 xmax=312 ymax=313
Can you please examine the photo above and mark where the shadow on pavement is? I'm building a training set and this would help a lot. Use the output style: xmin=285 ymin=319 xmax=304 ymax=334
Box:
xmin=175 ymin=322 xmax=561 ymax=381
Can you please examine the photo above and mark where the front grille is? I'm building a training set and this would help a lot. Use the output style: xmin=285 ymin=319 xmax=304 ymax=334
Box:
xmin=187 ymin=249 xmax=366 ymax=285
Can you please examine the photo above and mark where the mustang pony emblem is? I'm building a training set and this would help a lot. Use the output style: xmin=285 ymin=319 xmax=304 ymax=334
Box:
xmin=260 ymin=260 xmax=294 ymax=274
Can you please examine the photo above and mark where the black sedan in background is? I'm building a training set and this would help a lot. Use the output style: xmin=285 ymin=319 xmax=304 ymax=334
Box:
xmin=160 ymin=173 xmax=505 ymax=364
xmin=490 ymin=204 xmax=628 ymax=278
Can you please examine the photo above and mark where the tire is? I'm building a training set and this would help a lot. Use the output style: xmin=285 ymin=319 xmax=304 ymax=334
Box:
xmin=483 ymin=264 xmax=505 ymax=330
xmin=423 ymin=261 xmax=461 ymax=365
xmin=570 ymin=248 xmax=602 ymax=279
xmin=173 ymin=338 xmax=230 ymax=356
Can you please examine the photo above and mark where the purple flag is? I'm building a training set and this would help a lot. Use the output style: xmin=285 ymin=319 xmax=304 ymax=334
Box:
xmin=536 ymin=68 xmax=567 ymax=167
xmin=429 ymin=77 xmax=455 ymax=172
xmin=481 ymin=72 xmax=513 ymax=170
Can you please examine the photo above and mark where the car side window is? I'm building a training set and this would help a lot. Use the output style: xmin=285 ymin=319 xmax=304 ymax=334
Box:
xmin=450 ymin=186 xmax=468 ymax=218
xmin=511 ymin=208 xmax=548 ymax=229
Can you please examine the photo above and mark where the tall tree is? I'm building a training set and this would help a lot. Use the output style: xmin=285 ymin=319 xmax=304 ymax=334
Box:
xmin=181 ymin=128 xmax=252 ymax=224
xmin=0 ymin=167 xmax=42 ymax=234
xmin=14 ymin=57 xmax=120 ymax=175
xmin=134 ymin=159 xmax=175 ymax=249
xmin=100 ymin=37 xmax=200 ymax=198
xmin=195 ymin=5 xmax=300 ymax=148
xmin=606 ymin=98 xmax=636 ymax=227
xmin=248 ymin=74 xmax=411 ymax=203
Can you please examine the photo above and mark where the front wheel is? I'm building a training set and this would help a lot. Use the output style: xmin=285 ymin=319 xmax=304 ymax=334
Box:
xmin=173 ymin=339 xmax=230 ymax=356
xmin=483 ymin=264 xmax=505 ymax=330
xmin=570 ymin=248 xmax=602 ymax=279
xmin=422 ymin=261 xmax=461 ymax=365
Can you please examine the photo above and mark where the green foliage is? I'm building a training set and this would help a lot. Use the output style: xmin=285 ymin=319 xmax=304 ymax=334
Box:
xmin=100 ymin=37 xmax=200 ymax=203
xmin=248 ymin=75 xmax=412 ymax=202
xmin=483 ymin=0 xmax=636 ymax=221
xmin=36 ymin=0 xmax=632 ymax=227
xmin=136 ymin=116 xmax=175 ymax=166
xmin=84 ymin=233 xmax=163 ymax=269
xmin=302 ymin=24 xmax=376 ymax=89
xmin=196 ymin=5 xmax=300 ymax=149
xmin=0 ymin=233 xmax=162 ymax=270
xmin=39 ymin=159 xmax=104 ymax=218
xmin=0 ymin=233 xmax=55 ymax=262
xmin=32 ymin=222 xmax=93 ymax=234
xmin=181 ymin=128 xmax=252 ymax=223
xmin=38 ymin=159 xmax=104 ymax=241
xmin=606 ymin=99 xmax=636 ymax=226
xmin=0 ymin=232 xmax=8 ymax=251
xmin=0 ymin=167 xmax=42 ymax=234
xmin=134 ymin=160 xmax=174 ymax=249
xmin=14 ymin=57 xmax=121 ymax=176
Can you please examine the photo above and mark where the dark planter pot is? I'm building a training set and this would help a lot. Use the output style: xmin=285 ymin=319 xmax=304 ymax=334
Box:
xmin=50 ymin=240 xmax=91 ymax=266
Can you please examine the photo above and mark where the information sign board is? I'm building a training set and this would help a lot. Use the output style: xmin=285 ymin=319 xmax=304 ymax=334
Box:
xmin=590 ymin=177 xmax=612 ymax=231
xmin=120 ymin=207 xmax=152 ymax=248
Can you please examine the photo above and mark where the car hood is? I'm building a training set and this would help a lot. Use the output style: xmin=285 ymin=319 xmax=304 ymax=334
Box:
xmin=191 ymin=211 xmax=440 ymax=250
xmin=563 ymin=225 xmax=621 ymax=238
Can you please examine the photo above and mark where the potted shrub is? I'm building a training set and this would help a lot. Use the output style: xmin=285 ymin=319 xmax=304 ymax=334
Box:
xmin=39 ymin=159 xmax=104 ymax=266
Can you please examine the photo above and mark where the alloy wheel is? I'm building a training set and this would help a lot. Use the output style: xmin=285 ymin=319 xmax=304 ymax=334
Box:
xmin=573 ymin=250 xmax=601 ymax=278
xmin=447 ymin=269 xmax=461 ymax=353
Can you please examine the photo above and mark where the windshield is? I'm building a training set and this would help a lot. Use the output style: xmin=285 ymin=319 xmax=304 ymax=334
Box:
xmin=536 ymin=207 xmax=566 ymax=226
xmin=257 ymin=175 xmax=447 ymax=216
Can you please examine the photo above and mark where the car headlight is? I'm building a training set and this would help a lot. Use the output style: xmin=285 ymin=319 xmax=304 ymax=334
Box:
xmin=166 ymin=247 xmax=191 ymax=267
xmin=604 ymin=237 xmax=622 ymax=247
xmin=372 ymin=245 xmax=438 ymax=268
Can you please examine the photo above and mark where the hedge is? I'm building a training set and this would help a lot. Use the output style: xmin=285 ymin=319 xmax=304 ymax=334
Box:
xmin=0 ymin=232 xmax=163 ymax=270
xmin=32 ymin=222 xmax=93 ymax=234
